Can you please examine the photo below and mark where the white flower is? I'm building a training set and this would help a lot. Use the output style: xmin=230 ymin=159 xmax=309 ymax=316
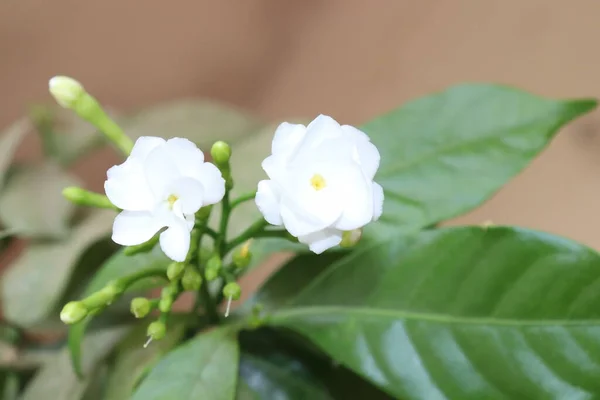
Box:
xmin=105 ymin=137 xmax=225 ymax=261
xmin=255 ymin=115 xmax=384 ymax=254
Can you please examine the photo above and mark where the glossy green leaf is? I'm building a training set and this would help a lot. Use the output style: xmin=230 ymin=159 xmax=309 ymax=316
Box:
xmin=361 ymin=85 xmax=596 ymax=239
xmin=104 ymin=319 xmax=187 ymax=400
xmin=123 ymin=99 xmax=263 ymax=145
xmin=237 ymin=353 xmax=333 ymax=400
xmin=67 ymin=245 xmax=170 ymax=377
xmin=0 ymin=164 xmax=80 ymax=238
xmin=0 ymin=118 xmax=29 ymax=188
xmin=21 ymin=327 xmax=128 ymax=400
xmin=1 ymin=210 xmax=113 ymax=327
xmin=131 ymin=327 xmax=239 ymax=400
xmin=270 ymin=226 xmax=600 ymax=400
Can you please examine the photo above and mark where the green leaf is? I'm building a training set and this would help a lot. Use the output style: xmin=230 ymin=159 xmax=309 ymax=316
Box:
xmin=0 ymin=119 xmax=29 ymax=188
xmin=269 ymin=226 xmax=600 ymax=400
xmin=123 ymin=99 xmax=264 ymax=146
xmin=104 ymin=319 xmax=187 ymax=400
xmin=0 ymin=164 xmax=80 ymax=238
xmin=1 ymin=210 xmax=113 ymax=327
xmin=237 ymin=353 xmax=333 ymax=400
xmin=362 ymin=84 xmax=596 ymax=238
xmin=67 ymin=245 xmax=170 ymax=377
xmin=21 ymin=327 xmax=129 ymax=400
xmin=131 ymin=327 xmax=239 ymax=400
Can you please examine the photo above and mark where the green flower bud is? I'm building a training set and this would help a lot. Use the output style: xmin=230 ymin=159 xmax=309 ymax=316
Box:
xmin=104 ymin=280 xmax=126 ymax=298
xmin=166 ymin=262 xmax=186 ymax=281
xmin=130 ymin=297 xmax=152 ymax=318
xmin=232 ymin=242 xmax=252 ymax=270
xmin=210 ymin=141 xmax=232 ymax=167
xmin=158 ymin=297 xmax=173 ymax=313
xmin=49 ymin=76 xmax=85 ymax=108
xmin=60 ymin=301 xmax=88 ymax=324
xmin=223 ymin=282 xmax=242 ymax=301
xmin=62 ymin=187 xmax=118 ymax=210
xmin=204 ymin=255 xmax=222 ymax=281
xmin=147 ymin=321 xmax=166 ymax=341
xmin=196 ymin=205 xmax=213 ymax=221
xmin=181 ymin=267 xmax=202 ymax=291
xmin=198 ymin=247 xmax=212 ymax=264
xmin=340 ymin=229 xmax=362 ymax=248
xmin=124 ymin=234 xmax=159 ymax=256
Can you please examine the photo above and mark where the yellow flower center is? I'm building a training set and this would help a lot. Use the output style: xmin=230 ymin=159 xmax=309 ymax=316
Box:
xmin=167 ymin=194 xmax=179 ymax=209
xmin=310 ymin=174 xmax=326 ymax=191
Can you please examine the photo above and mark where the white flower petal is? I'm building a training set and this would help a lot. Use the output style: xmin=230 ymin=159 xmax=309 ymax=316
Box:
xmin=341 ymin=125 xmax=380 ymax=180
xmin=298 ymin=229 xmax=342 ymax=254
xmin=372 ymin=182 xmax=384 ymax=221
xmin=185 ymin=213 xmax=195 ymax=230
xmin=159 ymin=221 xmax=191 ymax=262
xmin=144 ymin=145 xmax=182 ymax=199
xmin=130 ymin=136 xmax=166 ymax=161
xmin=255 ymin=180 xmax=283 ymax=226
xmin=280 ymin=197 xmax=335 ymax=237
xmin=112 ymin=210 xmax=162 ymax=246
xmin=165 ymin=138 xmax=205 ymax=178
xmin=334 ymin=164 xmax=373 ymax=231
xmin=194 ymin=163 xmax=225 ymax=205
xmin=271 ymin=122 xmax=306 ymax=161
xmin=105 ymin=159 xmax=155 ymax=211
xmin=166 ymin=177 xmax=204 ymax=214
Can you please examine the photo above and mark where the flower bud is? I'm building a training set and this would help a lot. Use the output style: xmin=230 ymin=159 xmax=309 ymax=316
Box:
xmin=340 ymin=229 xmax=362 ymax=248
xmin=198 ymin=247 xmax=212 ymax=264
xmin=232 ymin=242 xmax=252 ymax=270
xmin=196 ymin=205 xmax=213 ymax=221
xmin=147 ymin=321 xmax=166 ymax=341
xmin=62 ymin=186 xmax=118 ymax=210
xmin=210 ymin=141 xmax=232 ymax=167
xmin=222 ymin=282 xmax=242 ymax=301
xmin=181 ymin=267 xmax=202 ymax=291
xmin=60 ymin=301 xmax=88 ymax=324
xmin=49 ymin=76 xmax=85 ymax=108
xmin=130 ymin=297 xmax=152 ymax=318
xmin=166 ymin=262 xmax=186 ymax=281
xmin=158 ymin=297 xmax=173 ymax=313
xmin=204 ymin=255 xmax=222 ymax=281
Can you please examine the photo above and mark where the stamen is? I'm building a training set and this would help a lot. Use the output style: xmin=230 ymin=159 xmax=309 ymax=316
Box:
xmin=310 ymin=174 xmax=326 ymax=191
xmin=224 ymin=296 xmax=233 ymax=318
xmin=143 ymin=336 xmax=153 ymax=348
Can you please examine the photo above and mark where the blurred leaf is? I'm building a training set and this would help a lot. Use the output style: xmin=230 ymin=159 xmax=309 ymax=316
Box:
xmin=104 ymin=318 xmax=188 ymax=400
xmin=131 ymin=327 xmax=239 ymax=400
xmin=67 ymin=245 xmax=170 ymax=377
xmin=237 ymin=353 xmax=333 ymax=400
xmin=29 ymin=105 xmax=106 ymax=165
xmin=2 ymin=372 xmax=19 ymax=400
xmin=1 ymin=210 xmax=114 ymax=327
xmin=0 ymin=119 xmax=29 ymax=188
xmin=361 ymin=84 xmax=596 ymax=240
xmin=270 ymin=227 xmax=600 ymax=400
xmin=0 ymin=164 xmax=80 ymax=238
xmin=123 ymin=99 xmax=264 ymax=146
xmin=21 ymin=327 xmax=129 ymax=400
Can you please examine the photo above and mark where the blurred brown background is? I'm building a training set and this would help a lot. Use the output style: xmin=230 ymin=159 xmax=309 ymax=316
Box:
xmin=1 ymin=0 xmax=600 ymax=253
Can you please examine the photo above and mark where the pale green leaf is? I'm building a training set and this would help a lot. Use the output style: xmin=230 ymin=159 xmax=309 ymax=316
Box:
xmin=0 ymin=118 xmax=29 ymax=188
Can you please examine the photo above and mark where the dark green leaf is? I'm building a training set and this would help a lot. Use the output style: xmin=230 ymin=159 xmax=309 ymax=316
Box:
xmin=1 ymin=210 xmax=113 ymax=327
xmin=270 ymin=226 xmax=600 ymax=400
xmin=0 ymin=164 xmax=80 ymax=238
xmin=21 ymin=327 xmax=128 ymax=400
xmin=67 ymin=245 xmax=170 ymax=377
xmin=131 ymin=327 xmax=239 ymax=400
xmin=104 ymin=319 xmax=187 ymax=400
xmin=361 ymin=85 xmax=596 ymax=239
xmin=0 ymin=119 xmax=29 ymax=188
xmin=237 ymin=353 xmax=333 ymax=400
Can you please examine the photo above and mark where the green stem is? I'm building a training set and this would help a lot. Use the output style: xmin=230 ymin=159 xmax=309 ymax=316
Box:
xmin=118 ymin=268 xmax=167 ymax=288
xmin=224 ymin=218 xmax=269 ymax=253
xmin=230 ymin=191 xmax=256 ymax=210
xmin=216 ymin=192 xmax=231 ymax=256
xmin=199 ymin=268 xmax=220 ymax=324
xmin=203 ymin=227 xmax=218 ymax=240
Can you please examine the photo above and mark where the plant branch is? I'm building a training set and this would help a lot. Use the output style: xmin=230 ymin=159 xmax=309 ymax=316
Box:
xmin=229 ymin=191 xmax=256 ymax=210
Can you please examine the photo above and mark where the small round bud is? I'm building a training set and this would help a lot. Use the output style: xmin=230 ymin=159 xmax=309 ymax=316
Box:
xmin=196 ymin=205 xmax=213 ymax=221
xmin=223 ymin=282 xmax=242 ymax=301
xmin=181 ymin=267 xmax=202 ymax=291
xmin=340 ymin=229 xmax=362 ymax=248
xmin=147 ymin=321 xmax=166 ymax=341
xmin=166 ymin=262 xmax=186 ymax=281
xmin=49 ymin=76 xmax=85 ymax=108
xmin=60 ymin=301 xmax=88 ymax=324
xmin=103 ymin=280 xmax=126 ymax=298
xmin=159 ymin=297 xmax=173 ymax=313
xmin=199 ymin=247 xmax=212 ymax=264
xmin=210 ymin=141 xmax=232 ymax=167
xmin=130 ymin=297 xmax=152 ymax=318
xmin=232 ymin=242 xmax=252 ymax=270
xmin=204 ymin=255 xmax=222 ymax=281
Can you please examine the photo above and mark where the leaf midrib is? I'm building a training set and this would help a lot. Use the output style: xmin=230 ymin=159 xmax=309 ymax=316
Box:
xmin=270 ymin=306 xmax=600 ymax=328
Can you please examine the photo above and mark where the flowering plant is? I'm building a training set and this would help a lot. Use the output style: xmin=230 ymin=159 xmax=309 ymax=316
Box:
xmin=0 ymin=75 xmax=597 ymax=399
